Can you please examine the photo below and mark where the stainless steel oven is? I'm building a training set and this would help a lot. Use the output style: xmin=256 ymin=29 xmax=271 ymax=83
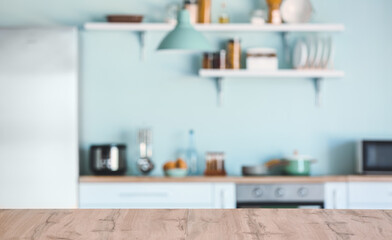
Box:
xmin=236 ymin=184 xmax=324 ymax=209
xmin=357 ymin=140 xmax=392 ymax=174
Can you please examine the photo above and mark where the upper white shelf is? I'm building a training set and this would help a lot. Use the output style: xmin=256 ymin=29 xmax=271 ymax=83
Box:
xmin=199 ymin=69 xmax=345 ymax=78
xmin=84 ymin=23 xmax=345 ymax=32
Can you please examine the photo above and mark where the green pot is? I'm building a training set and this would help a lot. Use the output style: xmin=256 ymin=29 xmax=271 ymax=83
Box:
xmin=282 ymin=152 xmax=316 ymax=176
xmin=283 ymin=159 xmax=313 ymax=176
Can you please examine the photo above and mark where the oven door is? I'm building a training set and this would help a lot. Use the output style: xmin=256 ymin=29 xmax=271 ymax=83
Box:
xmin=237 ymin=202 xmax=324 ymax=209
xmin=363 ymin=141 xmax=392 ymax=174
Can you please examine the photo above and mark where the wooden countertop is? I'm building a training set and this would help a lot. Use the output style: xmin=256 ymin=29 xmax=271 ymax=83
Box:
xmin=79 ymin=175 xmax=392 ymax=183
xmin=1 ymin=209 xmax=392 ymax=239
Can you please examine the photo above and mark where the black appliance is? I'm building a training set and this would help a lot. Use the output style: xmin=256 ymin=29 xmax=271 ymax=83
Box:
xmin=90 ymin=144 xmax=126 ymax=175
xmin=357 ymin=140 xmax=392 ymax=174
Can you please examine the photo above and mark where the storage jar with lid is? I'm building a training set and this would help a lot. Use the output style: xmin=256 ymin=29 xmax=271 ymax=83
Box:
xmin=204 ymin=152 xmax=227 ymax=176
xmin=246 ymin=48 xmax=278 ymax=71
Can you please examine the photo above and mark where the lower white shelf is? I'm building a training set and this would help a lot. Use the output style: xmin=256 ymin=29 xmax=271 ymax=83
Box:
xmin=199 ymin=69 xmax=345 ymax=79
xmin=199 ymin=69 xmax=345 ymax=107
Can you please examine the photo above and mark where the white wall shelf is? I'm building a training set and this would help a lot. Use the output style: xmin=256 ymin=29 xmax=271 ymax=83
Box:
xmin=199 ymin=69 xmax=345 ymax=78
xmin=84 ymin=23 xmax=344 ymax=61
xmin=84 ymin=23 xmax=345 ymax=32
xmin=199 ymin=69 xmax=345 ymax=107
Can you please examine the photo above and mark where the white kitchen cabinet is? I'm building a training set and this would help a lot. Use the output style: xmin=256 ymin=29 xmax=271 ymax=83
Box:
xmin=348 ymin=182 xmax=392 ymax=209
xmin=80 ymin=182 xmax=236 ymax=209
xmin=324 ymin=182 xmax=348 ymax=209
xmin=213 ymin=183 xmax=236 ymax=209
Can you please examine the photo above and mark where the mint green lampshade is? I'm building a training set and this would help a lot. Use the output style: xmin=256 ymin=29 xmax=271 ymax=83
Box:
xmin=158 ymin=10 xmax=213 ymax=51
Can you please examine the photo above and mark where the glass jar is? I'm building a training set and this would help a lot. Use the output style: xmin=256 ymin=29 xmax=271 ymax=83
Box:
xmin=202 ymin=52 xmax=213 ymax=69
xmin=204 ymin=152 xmax=226 ymax=176
xmin=218 ymin=2 xmax=230 ymax=24
xmin=212 ymin=50 xmax=226 ymax=69
xmin=227 ymin=38 xmax=241 ymax=69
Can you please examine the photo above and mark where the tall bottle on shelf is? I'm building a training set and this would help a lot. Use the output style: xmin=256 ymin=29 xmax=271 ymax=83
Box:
xmin=198 ymin=0 xmax=211 ymax=23
xmin=187 ymin=129 xmax=199 ymax=175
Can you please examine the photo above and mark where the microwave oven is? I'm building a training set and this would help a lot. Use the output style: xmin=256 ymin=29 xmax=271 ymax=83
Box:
xmin=357 ymin=140 xmax=392 ymax=174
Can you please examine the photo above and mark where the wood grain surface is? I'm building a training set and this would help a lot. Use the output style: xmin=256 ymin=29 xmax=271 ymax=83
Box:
xmin=1 ymin=209 xmax=392 ymax=239
xmin=79 ymin=175 xmax=392 ymax=183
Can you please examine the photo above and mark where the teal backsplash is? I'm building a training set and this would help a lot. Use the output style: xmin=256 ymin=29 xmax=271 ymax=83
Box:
xmin=1 ymin=0 xmax=392 ymax=176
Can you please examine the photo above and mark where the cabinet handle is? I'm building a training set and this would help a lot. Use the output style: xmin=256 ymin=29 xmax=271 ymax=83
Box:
xmin=119 ymin=192 xmax=168 ymax=198
xmin=332 ymin=189 xmax=337 ymax=209
xmin=220 ymin=189 xmax=226 ymax=209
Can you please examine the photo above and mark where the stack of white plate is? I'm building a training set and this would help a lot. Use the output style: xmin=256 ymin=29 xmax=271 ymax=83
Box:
xmin=292 ymin=36 xmax=334 ymax=70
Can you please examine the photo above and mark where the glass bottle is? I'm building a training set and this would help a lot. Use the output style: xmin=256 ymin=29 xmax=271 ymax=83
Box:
xmin=218 ymin=2 xmax=230 ymax=24
xmin=198 ymin=0 xmax=211 ymax=23
xmin=227 ymin=38 xmax=241 ymax=69
xmin=186 ymin=129 xmax=199 ymax=175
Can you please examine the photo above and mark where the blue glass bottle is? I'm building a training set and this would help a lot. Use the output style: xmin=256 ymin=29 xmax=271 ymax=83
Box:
xmin=187 ymin=129 xmax=199 ymax=175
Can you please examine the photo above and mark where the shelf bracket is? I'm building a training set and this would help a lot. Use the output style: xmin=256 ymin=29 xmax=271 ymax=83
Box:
xmin=138 ymin=31 xmax=146 ymax=61
xmin=314 ymin=78 xmax=323 ymax=107
xmin=216 ymin=78 xmax=224 ymax=107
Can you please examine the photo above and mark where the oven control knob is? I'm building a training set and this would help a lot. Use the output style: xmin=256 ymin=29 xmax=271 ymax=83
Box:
xmin=298 ymin=187 xmax=309 ymax=197
xmin=275 ymin=188 xmax=285 ymax=198
xmin=253 ymin=188 xmax=263 ymax=198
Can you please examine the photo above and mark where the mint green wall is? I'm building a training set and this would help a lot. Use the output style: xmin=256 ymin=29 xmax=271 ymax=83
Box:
xmin=1 ymin=0 xmax=392 ymax=176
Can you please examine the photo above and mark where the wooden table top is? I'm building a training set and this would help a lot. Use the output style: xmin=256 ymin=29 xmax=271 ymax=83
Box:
xmin=79 ymin=175 xmax=392 ymax=183
xmin=1 ymin=209 xmax=392 ymax=239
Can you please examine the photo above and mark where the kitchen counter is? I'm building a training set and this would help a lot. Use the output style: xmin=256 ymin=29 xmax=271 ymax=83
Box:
xmin=79 ymin=175 xmax=392 ymax=183
xmin=1 ymin=209 xmax=392 ymax=239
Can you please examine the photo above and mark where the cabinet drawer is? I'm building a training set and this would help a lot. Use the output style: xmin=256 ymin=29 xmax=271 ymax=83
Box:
xmin=79 ymin=183 xmax=213 ymax=208
xmin=348 ymin=182 xmax=392 ymax=204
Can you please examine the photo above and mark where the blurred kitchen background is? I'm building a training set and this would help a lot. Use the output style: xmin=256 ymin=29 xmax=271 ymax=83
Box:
xmin=1 ymin=0 xmax=392 ymax=209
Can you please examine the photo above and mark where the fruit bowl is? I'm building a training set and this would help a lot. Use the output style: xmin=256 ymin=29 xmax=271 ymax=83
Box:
xmin=164 ymin=168 xmax=188 ymax=177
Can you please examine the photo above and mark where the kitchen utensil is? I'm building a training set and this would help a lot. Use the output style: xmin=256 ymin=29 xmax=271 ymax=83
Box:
xmin=165 ymin=168 xmax=188 ymax=177
xmin=292 ymin=39 xmax=308 ymax=69
xmin=283 ymin=151 xmax=316 ymax=176
xmin=107 ymin=15 xmax=144 ymax=23
xmin=137 ymin=128 xmax=154 ymax=175
xmin=242 ymin=165 xmax=268 ymax=176
xmin=90 ymin=144 xmax=127 ymax=175
xmin=266 ymin=0 xmax=283 ymax=24
xmin=266 ymin=151 xmax=316 ymax=176
xmin=280 ymin=0 xmax=313 ymax=23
